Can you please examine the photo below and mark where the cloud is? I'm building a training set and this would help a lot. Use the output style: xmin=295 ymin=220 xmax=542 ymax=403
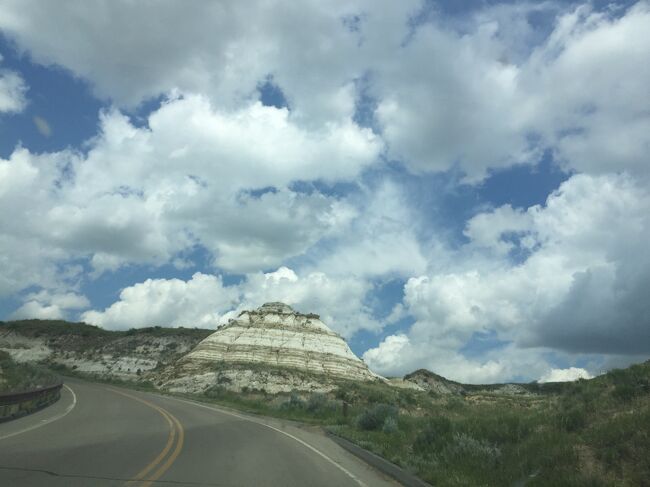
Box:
xmin=538 ymin=367 xmax=592 ymax=383
xmin=363 ymin=335 xmax=552 ymax=384
xmin=81 ymin=273 xmax=238 ymax=330
xmin=528 ymin=2 xmax=650 ymax=179
xmin=364 ymin=172 xmax=650 ymax=381
xmin=236 ymin=267 xmax=377 ymax=337
xmin=362 ymin=334 xmax=410 ymax=374
xmin=373 ymin=2 xmax=650 ymax=181
xmin=81 ymin=266 xmax=376 ymax=337
xmin=1 ymin=1 xmax=649 ymax=383
xmin=310 ymin=181 xmax=428 ymax=278
xmin=62 ymin=97 xmax=378 ymax=274
xmin=1 ymin=2 xmax=649 ymax=182
xmin=0 ymin=149 xmax=77 ymax=296
xmin=0 ymin=0 xmax=375 ymax=123
xmin=0 ymin=56 xmax=27 ymax=113
xmin=11 ymin=290 xmax=89 ymax=320
xmin=0 ymin=94 xmax=379 ymax=292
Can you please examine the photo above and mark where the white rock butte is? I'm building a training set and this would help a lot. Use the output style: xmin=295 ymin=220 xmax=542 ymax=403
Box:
xmin=182 ymin=302 xmax=379 ymax=381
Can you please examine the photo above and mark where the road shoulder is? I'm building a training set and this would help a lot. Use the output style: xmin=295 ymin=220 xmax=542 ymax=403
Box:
xmin=0 ymin=384 xmax=76 ymax=441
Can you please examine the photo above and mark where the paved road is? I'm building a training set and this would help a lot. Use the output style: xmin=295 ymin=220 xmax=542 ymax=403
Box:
xmin=0 ymin=379 xmax=398 ymax=486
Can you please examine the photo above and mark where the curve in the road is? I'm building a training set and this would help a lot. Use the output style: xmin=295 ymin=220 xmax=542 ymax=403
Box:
xmin=109 ymin=388 xmax=184 ymax=487
xmin=0 ymin=379 xmax=398 ymax=487
xmin=0 ymin=384 xmax=77 ymax=441
xmin=167 ymin=395 xmax=367 ymax=487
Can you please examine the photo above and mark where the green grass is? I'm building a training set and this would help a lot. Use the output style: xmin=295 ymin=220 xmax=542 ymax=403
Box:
xmin=200 ymin=360 xmax=650 ymax=486
xmin=0 ymin=350 xmax=60 ymax=393
xmin=0 ymin=319 xmax=212 ymax=358
xmin=42 ymin=356 xmax=650 ymax=486
xmin=0 ymin=319 xmax=212 ymax=341
xmin=328 ymin=361 xmax=650 ymax=486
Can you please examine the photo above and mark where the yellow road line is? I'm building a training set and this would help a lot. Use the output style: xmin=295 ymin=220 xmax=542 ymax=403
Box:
xmin=106 ymin=388 xmax=184 ymax=487
xmin=168 ymin=396 xmax=368 ymax=487
xmin=140 ymin=410 xmax=185 ymax=487
xmin=127 ymin=404 xmax=175 ymax=482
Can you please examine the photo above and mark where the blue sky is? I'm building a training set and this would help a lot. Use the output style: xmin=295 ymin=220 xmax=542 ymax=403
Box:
xmin=0 ymin=0 xmax=648 ymax=383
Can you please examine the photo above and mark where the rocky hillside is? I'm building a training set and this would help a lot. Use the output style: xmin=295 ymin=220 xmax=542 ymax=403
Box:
xmin=0 ymin=306 xmax=384 ymax=395
xmin=404 ymin=369 xmax=531 ymax=396
xmin=2 ymin=315 xmax=534 ymax=397
xmin=403 ymin=369 xmax=466 ymax=394
xmin=164 ymin=302 xmax=382 ymax=394
xmin=0 ymin=350 xmax=59 ymax=393
xmin=0 ymin=320 xmax=211 ymax=382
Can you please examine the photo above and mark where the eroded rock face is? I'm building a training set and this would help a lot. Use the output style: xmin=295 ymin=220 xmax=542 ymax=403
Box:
xmin=403 ymin=369 xmax=466 ymax=395
xmin=0 ymin=322 xmax=210 ymax=382
xmin=177 ymin=302 xmax=380 ymax=387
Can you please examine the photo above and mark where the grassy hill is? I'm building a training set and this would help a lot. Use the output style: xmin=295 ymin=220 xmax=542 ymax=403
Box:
xmin=164 ymin=360 xmax=650 ymax=486
xmin=2 ymin=319 xmax=648 ymax=485
xmin=330 ymin=361 xmax=650 ymax=486
xmin=0 ymin=350 xmax=59 ymax=393
xmin=0 ymin=319 xmax=213 ymax=383
xmin=0 ymin=319 xmax=212 ymax=341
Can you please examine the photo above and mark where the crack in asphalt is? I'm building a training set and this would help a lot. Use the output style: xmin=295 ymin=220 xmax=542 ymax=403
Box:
xmin=0 ymin=465 xmax=234 ymax=486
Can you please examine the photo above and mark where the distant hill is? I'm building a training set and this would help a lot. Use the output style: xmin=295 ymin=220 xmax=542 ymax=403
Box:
xmin=0 ymin=307 xmax=385 ymax=395
xmin=0 ymin=319 xmax=212 ymax=385
xmin=0 ymin=350 xmax=59 ymax=393
xmin=403 ymin=368 xmax=532 ymax=396
xmin=5 ymin=318 xmax=649 ymax=485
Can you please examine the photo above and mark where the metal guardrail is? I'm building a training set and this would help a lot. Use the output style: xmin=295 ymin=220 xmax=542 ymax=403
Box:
xmin=0 ymin=382 xmax=63 ymax=406
xmin=326 ymin=431 xmax=432 ymax=486
xmin=0 ymin=382 xmax=63 ymax=422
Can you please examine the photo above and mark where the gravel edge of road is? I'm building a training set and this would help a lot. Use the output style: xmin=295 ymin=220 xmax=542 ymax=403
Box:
xmin=326 ymin=432 xmax=432 ymax=487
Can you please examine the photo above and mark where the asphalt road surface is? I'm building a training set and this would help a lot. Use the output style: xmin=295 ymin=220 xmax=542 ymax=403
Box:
xmin=0 ymin=379 xmax=399 ymax=486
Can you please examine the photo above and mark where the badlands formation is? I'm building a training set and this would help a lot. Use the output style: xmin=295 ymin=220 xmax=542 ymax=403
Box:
xmin=166 ymin=302 xmax=382 ymax=393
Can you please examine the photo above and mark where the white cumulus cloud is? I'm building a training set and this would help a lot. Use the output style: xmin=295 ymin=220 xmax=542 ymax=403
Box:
xmin=11 ymin=291 xmax=89 ymax=321
xmin=81 ymin=273 xmax=238 ymax=330
xmin=0 ymin=54 xmax=27 ymax=113
xmin=364 ymin=172 xmax=650 ymax=381
xmin=0 ymin=94 xmax=380 ymax=292
xmin=539 ymin=367 xmax=593 ymax=383
xmin=81 ymin=266 xmax=377 ymax=338
xmin=3 ymin=2 xmax=649 ymax=180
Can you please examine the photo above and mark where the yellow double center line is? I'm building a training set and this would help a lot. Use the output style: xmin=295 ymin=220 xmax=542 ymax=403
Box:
xmin=107 ymin=388 xmax=185 ymax=487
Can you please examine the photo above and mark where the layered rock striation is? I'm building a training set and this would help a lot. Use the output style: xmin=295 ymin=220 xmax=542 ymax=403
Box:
xmin=177 ymin=302 xmax=379 ymax=389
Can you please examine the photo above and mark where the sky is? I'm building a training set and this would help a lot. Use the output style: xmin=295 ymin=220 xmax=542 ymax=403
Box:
xmin=0 ymin=0 xmax=648 ymax=384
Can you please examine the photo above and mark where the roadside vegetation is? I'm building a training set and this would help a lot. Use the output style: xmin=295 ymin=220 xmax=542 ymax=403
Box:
xmin=49 ymin=358 xmax=650 ymax=486
xmin=6 ymin=320 xmax=647 ymax=484
xmin=0 ymin=319 xmax=212 ymax=342
xmin=0 ymin=350 xmax=59 ymax=393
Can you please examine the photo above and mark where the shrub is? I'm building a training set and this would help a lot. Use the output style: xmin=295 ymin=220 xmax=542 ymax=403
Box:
xmin=280 ymin=393 xmax=305 ymax=411
xmin=356 ymin=403 xmax=399 ymax=431
xmin=306 ymin=393 xmax=328 ymax=413
xmin=204 ymin=385 xmax=227 ymax=398
xmin=413 ymin=416 xmax=453 ymax=455
xmin=443 ymin=432 xmax=501 ymax=467
xmin=444 ymin=396 xmax=465 ymax=411
xmin=613 ymin=383 xmax=638 ymax=402
xmin=608 ymin=364 xmax=650 ymax=402
xmin=458 ymin=408 xmax=534 ymax=444
xmin=558 ymin=405 xmax=587 ymax=432
xmin=382 ymin=416 xmax=399 ymax=434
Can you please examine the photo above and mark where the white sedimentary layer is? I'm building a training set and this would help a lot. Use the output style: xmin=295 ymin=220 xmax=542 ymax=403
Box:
xmin=181 ymin=302 xmax=379 ymax=382
xmin=0 ymin=330 xmax=195 ymax=380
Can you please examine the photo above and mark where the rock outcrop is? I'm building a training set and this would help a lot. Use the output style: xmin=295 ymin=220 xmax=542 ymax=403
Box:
xmin=0 ymin=320 xmax=210 ymax=381
xmin=167 ymin=302 xmax=380 ymax=393
xmin=404 ymin=369 xmax=466 ymax=395
xmin=403 ymin=369 xmax=536 ymax=397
